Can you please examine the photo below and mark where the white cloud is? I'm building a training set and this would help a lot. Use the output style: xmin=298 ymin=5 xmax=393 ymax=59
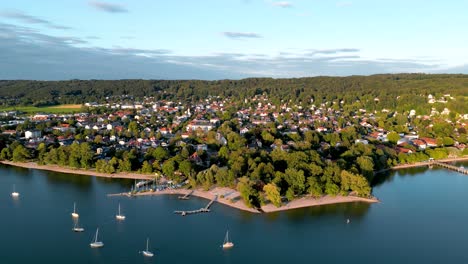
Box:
xmin=89 ymin=1 xmax=128 ymax=13
xmin=0 ymin=11 xmax=71 ymax=30
xmin=222 ymin=31 xmax=262 ymax=39
xmin=272 ymin=1 xmax=293 ymax=8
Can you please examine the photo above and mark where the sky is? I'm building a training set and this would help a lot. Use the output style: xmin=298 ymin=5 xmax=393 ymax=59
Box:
xmin=1 ymin=0 xmax=468 ymax=80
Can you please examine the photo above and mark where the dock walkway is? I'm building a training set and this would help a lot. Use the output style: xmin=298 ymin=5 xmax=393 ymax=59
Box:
xmin=178 ymin=190 xmax=193 ymax=200
xmin=174 ymin=195 xmax=217 ymax=216
xmin=431 ymin=161 xmax=468 ymax=175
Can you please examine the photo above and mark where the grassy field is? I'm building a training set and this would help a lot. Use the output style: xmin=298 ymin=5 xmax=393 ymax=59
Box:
xmin=0 ymin=104 xmax=83 ymax=114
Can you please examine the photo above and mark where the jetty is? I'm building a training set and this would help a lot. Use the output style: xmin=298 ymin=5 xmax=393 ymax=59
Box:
xmin=178 ymin=190 xmax=193 ymax=200
xmin=431 ymin=160 xmax=468 ymax=175
xmin=174 ymin=195 xmax=217 ymax=216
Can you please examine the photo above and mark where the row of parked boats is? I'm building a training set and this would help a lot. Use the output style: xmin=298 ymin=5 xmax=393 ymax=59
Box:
xmin=71 ymin=202 xmax=154 ymax=257
xmin=11 ymin=184 xmax=233 ymax=254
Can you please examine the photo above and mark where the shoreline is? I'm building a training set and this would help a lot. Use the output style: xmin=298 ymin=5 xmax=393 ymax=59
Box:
xmin=2 ymin=156 xmax=467 ymax=214
xmin=2 ymin=156 xmax=466 ymax=181
xmin=0 ymin=161 xmax=154 ymax=180
xmin=109 ymin=187 xmax=379 ymax=214
xmin=390 ymin=156 xmax=468 ymax=170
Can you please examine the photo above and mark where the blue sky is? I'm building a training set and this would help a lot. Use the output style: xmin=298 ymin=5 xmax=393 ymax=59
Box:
xmin=1 ymin=0 xmax=468 ymax=80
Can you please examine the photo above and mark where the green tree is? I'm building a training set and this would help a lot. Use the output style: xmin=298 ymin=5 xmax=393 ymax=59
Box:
xmin=0 ymin=148 xmax=12 ymax=160
xmin=236 ymin=177 xmax=257 ymax=208
xmin=153 ymin=146 xmax=169 ymax=161
xmin=356 ymin=156 xmax=374 ymax=179
xmin=178 ymin=160 xmax=192 ymax=177
xmin=307 ymin=176 xmax=323 ymax=198
xmin=442 ymin=137 xmax=454 ymax=146
xmin=325 ymin=181 xmax=340 ymax=196
xmin=12 ymin=145 xmax=30 ymax=162
xmin=263 ymin=183 xmax=282 ymax=207
xmin=162 ymin=159 xmax=176 ymax=178
xmin=118 ymin=158 xmax=132 ymax=172
xmin=387 ymin=131 xmax=400 ymax=144
xmin=141 ymin=161 xmax=153 ymax=174
xmin=79 ymin=143 xmax=93 ymax=169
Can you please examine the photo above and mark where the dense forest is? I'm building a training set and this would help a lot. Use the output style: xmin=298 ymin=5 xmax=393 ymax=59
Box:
xmin=1 ymin=74 xmax=467 ymax=114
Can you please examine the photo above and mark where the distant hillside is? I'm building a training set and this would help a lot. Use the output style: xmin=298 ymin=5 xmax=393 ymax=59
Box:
xmin=0 ymin=74 xmax=467 ymax=114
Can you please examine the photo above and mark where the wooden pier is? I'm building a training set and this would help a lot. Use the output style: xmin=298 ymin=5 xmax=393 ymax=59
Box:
xmin=174 ymin=195 xmax=217 ymax=216
xmin=431 ymin=161 xmax=468 ymax=175
xmin=178 ymin=190 xmax=193 ymax=200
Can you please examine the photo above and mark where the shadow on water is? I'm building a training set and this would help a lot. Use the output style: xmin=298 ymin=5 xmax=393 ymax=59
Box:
xmin=95 ymin=176 xmax=133 ymax=188
xmin=0 ymin=164 xmax=35 ymax=181
xmin=264 ymin=202 xmax=371 ymax=222
xmin=43 ymin=170 xmax=93 ymax=188
xmin=372 ymin=165 xmax=445 ymax=187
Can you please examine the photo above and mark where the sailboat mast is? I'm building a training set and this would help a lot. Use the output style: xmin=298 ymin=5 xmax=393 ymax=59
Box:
xmin=146 ymin=238 xmax=149 ymax=251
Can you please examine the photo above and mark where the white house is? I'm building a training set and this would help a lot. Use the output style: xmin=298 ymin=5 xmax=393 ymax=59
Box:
xmin=25 ymin=130 xmax=41 ymax=139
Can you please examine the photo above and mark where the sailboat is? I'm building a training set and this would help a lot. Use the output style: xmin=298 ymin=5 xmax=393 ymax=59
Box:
xmin=222 ymin=230 xmax=234 ymax=249
xmin=71 ymin=202 xmax=79 ymax=218
xmin=115 ymin=203 xmax=126 ymax=220
xmin=11 ymin=184 xmax=19 ymax=198
xmin=90 ymin=228 xmax=104 ymax=248
xmin=72 ymin=219 xmax=84 ymax=232
xmin=142 ymin=238 xmax=154 ymax=257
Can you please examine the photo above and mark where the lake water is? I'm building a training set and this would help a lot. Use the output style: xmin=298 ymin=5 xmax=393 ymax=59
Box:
xmin=1 ymin=162 xmax=468 ymax=264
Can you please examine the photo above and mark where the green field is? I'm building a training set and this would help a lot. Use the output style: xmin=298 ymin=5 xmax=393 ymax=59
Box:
xmin=0 ymin=104 xmax=83 ymax=114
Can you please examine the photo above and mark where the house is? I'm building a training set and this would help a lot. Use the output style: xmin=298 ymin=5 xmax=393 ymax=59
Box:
xmin=32 ymin=114 xmax=50 ymax=121
xmin=240 ymin=127 xmax=249 ymax=135
xmin=25 ymin=130 xmax=42 ymax=139
xmin=316 ymin=127 xmax=328 ymax=132
xmin=196 ymin=144 xmax=208 ymax=151
xmin=186 ymin=120 xmax=214 ymax=132
xmin=189 ymin=152 xmax=203 ymax=165
xmin=411 ymin=139 xmax=427 ymax=150
xmin=159 ymin=127 xmax=172 ymax=135
xmin=396 ymin=147 xmax=413 ymax=154
xmin=355 ymin=139 xmax=369 ymax=145
xmin=421 ymin=137 xmax=438 ymax=148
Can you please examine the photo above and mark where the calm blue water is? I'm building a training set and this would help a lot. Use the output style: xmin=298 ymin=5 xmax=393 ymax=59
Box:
xmin=1 ymin=162 xmax=467 ymax=264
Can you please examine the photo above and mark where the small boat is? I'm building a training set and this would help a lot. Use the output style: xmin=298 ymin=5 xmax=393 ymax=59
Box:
xmin=115 ymin=203 xmax=126 ymax=220
xmin=90 ymin=228 xmax=104 ymax=248
xmin=72 ymin=219 xmax=84 ymax=232
xmin=142 ymin=238 xmax=154 ymax=257
xmin=11 ymin=184 xmax=19 ymax=198
xmin=222 ymin=230 xmax=234 ymax=249
xmin=71 ymin=202 xmax=79 ymax=218
xmin=346 ymin=218 xmax=350 ymax=224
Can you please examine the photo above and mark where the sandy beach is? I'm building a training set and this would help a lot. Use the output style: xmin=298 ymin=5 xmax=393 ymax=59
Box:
xmin=114 ymin=187 xmax=379 ymax=214
xmin=0 ymin=161 xmax=155 ymax=180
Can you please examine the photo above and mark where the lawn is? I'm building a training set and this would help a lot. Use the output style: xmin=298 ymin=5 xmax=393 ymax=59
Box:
xmin=0 ymin=104 xmax=83 ymax=114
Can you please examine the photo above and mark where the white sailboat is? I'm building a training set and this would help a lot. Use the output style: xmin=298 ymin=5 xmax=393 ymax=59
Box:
xmin=72 ymin=219 xmax=84 ymax=232
xmin=90 ymin=228 xmax=104 ymax=248
xmin=222 ymin=230 xmax=234 ymax=249
xmin=71 ymin=202 xmax=79 ymax=218
xmin=11 ymin=184 xmax=19 ymax=198
xmin=142 ymin=238 xmax=154 ymax=257
xmin=115 ymin=203 xmax=126 ymax=220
